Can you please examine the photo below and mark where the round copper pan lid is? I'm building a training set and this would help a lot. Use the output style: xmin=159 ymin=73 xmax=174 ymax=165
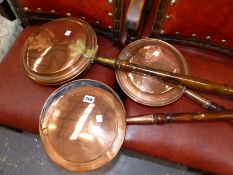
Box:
xmin=116 ymin=39 xmax=189 ymax=106
xmin=39 ymin=79 xmax=126 ymax=172
xmin=21 ymin=18 xmax=98 ymax=85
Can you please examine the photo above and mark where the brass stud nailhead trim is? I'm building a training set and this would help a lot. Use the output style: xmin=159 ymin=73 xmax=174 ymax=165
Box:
xmin=50 ymin=10 xmax=56 ymax=13
xmin=165 ymin=15 xmax=171 ymax=20
xmin=95 ymin=21 xmax=100 ymax=25
xmin=160 ymin=29 xmax=165 ymax=35
xmin=37 ymin=8 xmax=42 ymax=12
xmin=221 ymin=39 xmax=226 ymax=43
xmin=171 ymin=0 xmax=176 ymax=6
xmin=175 ymin=31 xmax=180 ymax=35
xmin=130 ymin=36 xmax=135 ymax=40
xmin=66 ymin=12 xmax=71 ymax=16
xmin=206 ymin=36 xmax=211 ymax=40
xmin=82 ymin=16 xmax=86 ymax=20
xmin=107 ymin=0 xmax=113 ymax=4
xmin=23 ymin=7 xmax=29 ymax=12
xmin=107 ymin=12 xmax=113 ymax=17
xmin=108 ymin=26 xmax=112 ymax=30
xmin=192 ymin=33 xmax=197 ymax=37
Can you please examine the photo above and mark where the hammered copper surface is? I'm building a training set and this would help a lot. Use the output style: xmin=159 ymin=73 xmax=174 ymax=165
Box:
xmin=21 ymin=18 xmax=98 ymax=85
xmin=40 ymin=80 xmax=126 ymax=172
xmin=116 ymin=39 xmax=189 ymax=106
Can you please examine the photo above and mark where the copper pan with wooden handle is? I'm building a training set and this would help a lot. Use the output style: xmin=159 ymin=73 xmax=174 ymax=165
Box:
xmin=21 ymin=18 xmax=228 ymax=108
xmin=39 ymin=79 xmax=233 ymax=172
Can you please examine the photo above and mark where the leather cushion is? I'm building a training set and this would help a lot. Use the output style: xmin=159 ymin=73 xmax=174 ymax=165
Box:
xmin=0 ymin=26 xmax=119 ymax=133
xmin=160 ymin=0 xmax=233 ymax=48
xmin=123 ymin=44 xmax=233 ymax=175
xmin=16 ymin=0 xmax=113 ymax=28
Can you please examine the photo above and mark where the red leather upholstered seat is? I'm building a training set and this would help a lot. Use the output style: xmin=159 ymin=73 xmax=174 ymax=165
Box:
xmin=1 ymin=0 xmax=233 ymax=174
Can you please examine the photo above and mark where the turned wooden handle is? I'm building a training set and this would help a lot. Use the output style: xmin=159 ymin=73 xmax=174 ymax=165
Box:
xmin=126 ymin=111 xmax=233 ymax=125
xmin=95 ymin=57 xmax=227 ymax=109
xmin=116 ymin=60 xmax=233 ymax=96
xmin=155 ymin=111 xmax=233 ymax=124
xmin=95 ymin=57 xmax=233 ymax=97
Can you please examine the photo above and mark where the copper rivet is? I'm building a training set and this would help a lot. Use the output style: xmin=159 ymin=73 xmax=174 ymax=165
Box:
xmin=171 ymin=0 xmax=176 ymax=6
xmin=107 ymin=0 xmax=113 ymax=4
xmin=95 ymin=21 xmax=100 ymax=25
xmin=175 ymin=31 xmax=180 ymax=35
xmin=66 ymin=12 xmax=71 ymax=16
xmin=50 ymin=10 xmax=56 ymax=13
xmin=108 ymin=12 xmax=113 ymax=17
xmin=206 ymin=36 xmax=211 ymax=40
xmin=221 ymin=39 xmax=226 ymax=43
xmin=37 ymin=8 xmax=42 ymax=12
xmin=160 ymin=29 xmax=165 ymax=34
xmin=23 ymin=7 xmax=29 ymax=12
xmin=192 ymin=33 xmax=197 ymax=37
xmin=82 ymin=16 xmax=86 ymax=20
xmin=108 ymin=26 xmax=112 ymax=30
xmin=165 ymin=15 xmax=171 ymax=20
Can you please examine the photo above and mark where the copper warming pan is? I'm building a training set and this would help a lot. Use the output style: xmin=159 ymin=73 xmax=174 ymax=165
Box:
xmin=21 ymin=18 xmax=230 ymax=108
xmin=39 ymin=79 xmax=233 ymax=172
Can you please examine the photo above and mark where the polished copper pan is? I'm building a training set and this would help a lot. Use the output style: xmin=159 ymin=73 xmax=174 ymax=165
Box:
xmin=40 ymin=79 xmax=233 ymax=172
xmin=21 ymin=18 xmax=230 ymax=108
xmin=116 ymin=39 xmax=188 ymax=106
xmin=40 ymin=79 xmax=126 ymax=172
xmin=21 ymin=18 xmax=187 ymax=106
xmin=21 ymin=18 xmax=98 ymax=85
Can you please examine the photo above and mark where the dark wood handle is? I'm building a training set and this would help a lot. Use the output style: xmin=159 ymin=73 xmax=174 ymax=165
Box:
xmin=116 ymin=60 xmax=233 ymax=96
xmin=126 ymin=111 xmax=233 ymax=125
xmin=155 ymin=111 xmax=233 ymax=124
xmin=207 ymin=101 xmax=226 ymax=111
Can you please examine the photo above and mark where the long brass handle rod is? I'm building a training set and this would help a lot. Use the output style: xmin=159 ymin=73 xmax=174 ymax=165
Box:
xmin=126 ymin=111 xmax=233 ymax=125
xmin=95 ymin=57 xmax=233 ymax=96
xmin=184 ymin=89 xmax=225 ymax=111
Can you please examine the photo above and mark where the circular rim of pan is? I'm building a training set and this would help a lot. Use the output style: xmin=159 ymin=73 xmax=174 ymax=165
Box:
xmin=116 ymin=38 xmax=189 ymax=106
xmin=21 ymin=18 xmax=98 ymax=85
xmin=39 ymin=79 xmax=126 ymax=172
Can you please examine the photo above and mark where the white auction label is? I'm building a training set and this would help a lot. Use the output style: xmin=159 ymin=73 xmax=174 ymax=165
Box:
xmin=64 ymin=30 xmax=71 ymax=36
xmin=83 ymin=95 xmax=95 ymax=104
xmin=96 ymin=115 xmax=103 ymax=123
